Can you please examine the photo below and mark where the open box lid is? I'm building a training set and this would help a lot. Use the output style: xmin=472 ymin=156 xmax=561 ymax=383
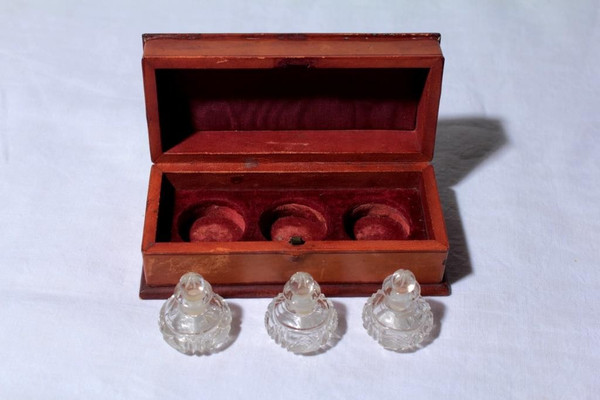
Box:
xmin=142 ymin=33 xmax=444 ymax=164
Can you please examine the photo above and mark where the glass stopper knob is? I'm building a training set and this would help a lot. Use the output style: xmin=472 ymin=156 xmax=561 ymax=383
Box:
xmin=159 ymin=272 xmax=232 ymax=355
xmin=265 ymin=272 xmax=338 ymax=354
xmin=362 ymin=269 xmax=433 ymax=351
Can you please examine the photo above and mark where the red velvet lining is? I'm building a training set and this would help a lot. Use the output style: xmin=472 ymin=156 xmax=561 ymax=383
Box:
xmin=265 ymin=203 xmax=328 ymax=242
xmin=155 ymin=68 xmax=429 ymax=153
xmin=163 ymin=187 xmax=427 ymax=242
xmin=350 ymin=203 xmax=411 ymax=240
xmin=183 ymin=204 xmax=246 ymax=242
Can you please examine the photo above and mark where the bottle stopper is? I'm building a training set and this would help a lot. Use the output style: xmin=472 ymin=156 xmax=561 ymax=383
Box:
xmin=159 ymin=272 xmax=232 ymax=355
xmin=362 ymin=269 xmax=433 ymax=351
xmin=265 ymin=272 xmax=338 ymax=354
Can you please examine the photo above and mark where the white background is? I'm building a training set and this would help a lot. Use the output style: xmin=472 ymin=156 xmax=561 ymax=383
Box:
xmin=1 ymin=1 xmax=599 ymax=399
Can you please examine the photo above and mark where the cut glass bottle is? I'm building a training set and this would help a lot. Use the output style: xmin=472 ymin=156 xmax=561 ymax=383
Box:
xmin=159 ymin=272 xmax=232 ymax=355
xmin=265 ymin=272 xmax=338 ymax=354
xmin=362 ymin=269 xmax=433 ymax=351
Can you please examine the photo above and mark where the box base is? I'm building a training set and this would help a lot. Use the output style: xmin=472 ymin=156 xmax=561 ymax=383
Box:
xmin=139 ymin=270 xmax=450 ymax=299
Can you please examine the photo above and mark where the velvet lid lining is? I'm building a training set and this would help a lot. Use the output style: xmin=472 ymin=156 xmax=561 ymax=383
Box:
xmin=155 ymin=68 xmax=429 ymax=155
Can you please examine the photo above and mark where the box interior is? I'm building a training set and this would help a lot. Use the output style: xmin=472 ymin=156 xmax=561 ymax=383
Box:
xmin=155 ymin=170 xmax=431 ymax=243
xmin=154 ymin=68 xmax=430 ymax=160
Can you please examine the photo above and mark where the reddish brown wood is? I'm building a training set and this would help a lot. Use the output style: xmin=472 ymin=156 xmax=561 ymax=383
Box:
xmin=142 ymin=33 xmax=442 ymax=58
xmin=142 ymin=164 xmax=448 ymax=288
xmin=142 ymin=33 xmax=444 ymax=164
xmin=140 ymin=33 xmax=450 ymax=298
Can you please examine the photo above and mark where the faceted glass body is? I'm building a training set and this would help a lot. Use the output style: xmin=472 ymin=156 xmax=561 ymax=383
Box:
xmin=159 ymin=272 xmax=232 ymax=355
xmin=265 ymin=272 xmax=338 ymax=354
xmin=363 ymin=269 xmax=433 ymax=351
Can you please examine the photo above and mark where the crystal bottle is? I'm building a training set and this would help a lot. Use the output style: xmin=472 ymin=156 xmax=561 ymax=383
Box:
xmin=362 ymin=269 xmax=433 ymax=351
xmin=265 ymin=272 xmax=338 ymax=354
xmin=159 ymin=272 xmax=232 ymax=355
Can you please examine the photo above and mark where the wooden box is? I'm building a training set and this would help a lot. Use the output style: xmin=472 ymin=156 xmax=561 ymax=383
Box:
xmin=140 ymin=33 xmax=449 ymax=299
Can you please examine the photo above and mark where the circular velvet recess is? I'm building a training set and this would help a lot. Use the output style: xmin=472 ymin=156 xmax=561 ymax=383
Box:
xmin=261 ymin=203 xmax=328 ymax=242
xmin=178 ymin=203 xmax=246 ymax=242
xmin=347 ymin=203 xmax=411 ymax=240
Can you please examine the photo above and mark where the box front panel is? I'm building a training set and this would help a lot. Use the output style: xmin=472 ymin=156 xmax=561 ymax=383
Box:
xmin=143 ymin=250 xmax=447 ymax=287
